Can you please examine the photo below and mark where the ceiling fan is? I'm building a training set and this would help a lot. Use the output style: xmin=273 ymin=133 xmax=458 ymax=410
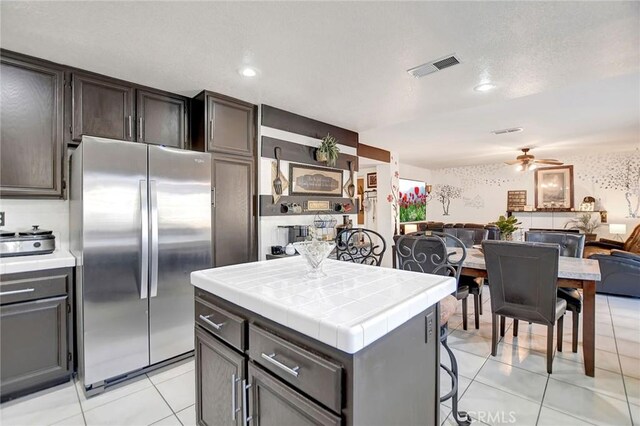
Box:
xmin=505 ymin=148 xmax=563 ymax=171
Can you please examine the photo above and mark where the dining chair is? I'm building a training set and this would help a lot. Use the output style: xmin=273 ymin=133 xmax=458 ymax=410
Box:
xmin=482 ymin=240 xmax=567 ymax=374
xmin=444 ymin=228 xmax=489 ymax=329
xmin=525 ymin=231 xmax=585 ymax=352
xmin=395 ymin=232 xmax=471 ymax=426
xmin=335 ymin=228 xmax=387 ymax=266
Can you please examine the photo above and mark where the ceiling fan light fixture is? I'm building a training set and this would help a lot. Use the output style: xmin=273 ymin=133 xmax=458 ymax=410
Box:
xmin=515 ymin=164 xmax=523 ymax=171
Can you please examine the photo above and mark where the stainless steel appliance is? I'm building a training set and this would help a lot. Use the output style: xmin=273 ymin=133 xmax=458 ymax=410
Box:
xmin=0 ymin=226 xmax=56 ymax=257
xmin=70 ymin=136 xmax=212 ymax=394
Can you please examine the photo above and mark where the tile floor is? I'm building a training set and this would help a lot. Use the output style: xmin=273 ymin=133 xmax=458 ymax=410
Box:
xmin=1 ymin=289 xmax=638 ymax=426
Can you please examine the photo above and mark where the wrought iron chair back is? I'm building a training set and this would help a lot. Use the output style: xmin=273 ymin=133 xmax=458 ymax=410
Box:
xmin=394 ymin=231 xmax=467 ymax=284
xmin=335 ymin=228 xmax=387 ymax=266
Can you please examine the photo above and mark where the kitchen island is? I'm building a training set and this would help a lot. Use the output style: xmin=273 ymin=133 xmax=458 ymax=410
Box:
xmin=191 ymin=256 xmax=456 ymax=426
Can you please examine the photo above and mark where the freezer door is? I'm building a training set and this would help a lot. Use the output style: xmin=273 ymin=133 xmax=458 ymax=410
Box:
xmin=79 ymin=137 xmax=150 ymax=386
xmin=148 ymin=145 xmax=212 ymax=364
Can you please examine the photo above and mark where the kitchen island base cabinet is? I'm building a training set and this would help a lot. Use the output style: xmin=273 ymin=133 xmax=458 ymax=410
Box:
xmin=194 ymin=289 xmax=440 ymax=426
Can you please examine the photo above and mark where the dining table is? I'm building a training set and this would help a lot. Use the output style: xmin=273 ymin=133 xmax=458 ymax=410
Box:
xmin=452 ymin=247 xmax=602 ymax=377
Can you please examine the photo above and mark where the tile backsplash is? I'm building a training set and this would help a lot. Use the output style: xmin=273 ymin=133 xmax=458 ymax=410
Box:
xmin=0 ymin=199 xmax=70 ymax=249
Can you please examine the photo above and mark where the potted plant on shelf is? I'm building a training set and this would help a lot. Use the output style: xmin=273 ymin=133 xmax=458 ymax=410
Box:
xmin=565 ymin=213 xmax=602 ymax=242
xmin=494 ymin=215 xmax=521 ymax=241
xmin=316 ymin=133 xmax=340 ymax=167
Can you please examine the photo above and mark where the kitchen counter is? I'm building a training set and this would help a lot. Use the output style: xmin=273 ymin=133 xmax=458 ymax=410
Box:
xmin=0 ymin=249 xmax=76 ymax=275
xmin=191 ymin=256 xmax=455 ymax=353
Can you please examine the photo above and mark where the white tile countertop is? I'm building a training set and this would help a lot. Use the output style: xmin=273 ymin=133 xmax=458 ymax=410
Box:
xmin=0 ymin=249 xmax=76 ymax=275
xmin=191 ymin=257 xmax=456 ymax=354
xmin=452 ymin=248 xmax=601 ymax=281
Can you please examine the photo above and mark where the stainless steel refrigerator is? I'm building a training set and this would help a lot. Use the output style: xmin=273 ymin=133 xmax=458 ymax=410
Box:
xmin=70 ymin=136 xmax=212 ymax=394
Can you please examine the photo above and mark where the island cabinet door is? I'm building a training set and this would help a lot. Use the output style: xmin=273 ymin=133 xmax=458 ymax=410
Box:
xmin=195 ymin=327 xmax=244 ymax=426
xmin=246 ymin=363 xmax=341 ymax=426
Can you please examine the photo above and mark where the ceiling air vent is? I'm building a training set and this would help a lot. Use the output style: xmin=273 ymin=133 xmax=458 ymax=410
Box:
xmin=407 ymin=54 xmax=461 ymax=78
xmin=492 ymin=127 xmax=524 ymax=135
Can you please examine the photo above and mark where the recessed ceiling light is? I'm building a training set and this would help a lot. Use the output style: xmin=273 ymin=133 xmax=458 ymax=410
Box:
xmin=239 ymin=67 xmax=258 ymax=78
xmin=474 ymin=83 xmax=495 ymax=92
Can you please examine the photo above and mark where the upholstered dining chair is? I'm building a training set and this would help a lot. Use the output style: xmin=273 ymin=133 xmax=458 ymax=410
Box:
xmin=335 ymin=228 xmax=387 ymax=266
xmin=444 ymin=228 xmax=489 ymax=329
xmin=483 ymin=241 xmax=567 ymax=374
xmin=525 ymin=231 xmax=585 ymax=352
xmin=394 ymin=232 xmax=470 ymax=426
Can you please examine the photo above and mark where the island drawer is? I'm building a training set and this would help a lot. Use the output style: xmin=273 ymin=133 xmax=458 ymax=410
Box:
xmin=0 ymin=269 xmax=69 ymax=305
xmin=248 ymin=324 xmax=342 ymax=413
xmin=195 ymin=297 xmax=246 ymax=351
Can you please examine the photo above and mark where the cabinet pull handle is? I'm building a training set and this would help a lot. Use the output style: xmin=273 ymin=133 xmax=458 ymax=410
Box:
xmin=198 ymin=314 xmax=225 ymax=330
xmin=260 ymin=352 xmax=300 ymax=377
xmin=231 ymin=373 xmax=241 ymax=420
xmin=127 ymin=116 xmax=133 ymax=139
xmin=209 ymin=119 xmax=214 ymax=140
xmin=242 ymin=380 xmax=252 ymax=426
xmin=0 ymin=288 xmax=35 ymax=296
xmin=212 ymin=187 xmax=216 ymax=208
xmin=138 ymin=117 xmax=143 ymax=141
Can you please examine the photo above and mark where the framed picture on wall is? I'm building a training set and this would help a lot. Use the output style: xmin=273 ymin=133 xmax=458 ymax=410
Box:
xmin=289 ymin=163 xmax=343 ymax=196
xmin=534 ymin=165 xmax=574 ymax=210
xmin=367 ymin=173 xmax=377 ymax=188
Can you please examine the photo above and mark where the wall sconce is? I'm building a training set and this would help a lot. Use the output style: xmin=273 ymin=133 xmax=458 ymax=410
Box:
xmin=609 ymin=223 xmax=627 ymax=241
xmin=425 ymin=184 xmax=433 ymax=204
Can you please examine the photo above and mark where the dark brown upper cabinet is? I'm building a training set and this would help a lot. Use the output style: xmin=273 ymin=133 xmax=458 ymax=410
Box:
xmin=136 ymin=90 xmax=189 ymax=149
xmin=71 ymin=72 xmax=135 ymax=143
xmin=192 ymin=91 xmax=255 ymax=156
xmin=0 ymin=51 xmax=64 ymax=198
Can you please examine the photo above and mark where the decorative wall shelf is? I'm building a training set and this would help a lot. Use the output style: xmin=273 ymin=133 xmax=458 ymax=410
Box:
xmin=259 ymin=195 xmax=358 ymax=217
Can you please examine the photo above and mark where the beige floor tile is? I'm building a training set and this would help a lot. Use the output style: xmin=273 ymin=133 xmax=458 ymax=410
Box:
xmin=151 ymin=414 xmax=182 ymax=425
xmin=176 ymin=404 xmax=196 ymax=426
xmin=543 ymin=377 xmax=632 ymax=426
xmin=83 ymin=387 xmax=172 ymax=426
xmin=555 ymin=347 xmax=622 ymax=375
xmin=537 ymin=406 xmax=597 ymax=425
xmin=51 ymin=413 xmax=86 ymax=426
xmin=155 ymin=371 xmax=196 ymax=413
xmin=615 ymin=325 xmax=640 ymax=342
xmin=0 ymin=381 xmax=81 ymax=426
xmin=474 ymin=358 xmax=548 ymax=403
xmin=458 ymin=381 xmax=540 ymax=425
xmin=147 ymin=358 xmax=195 ymax=385
xmin=626 ymin=375 xmax=640 ymax=406
xmin=76 ymin=374 xmax=154 ymax=412
xmin=617 ymin=337 xmax=640 ymax=359
xmin=613 ymin=315 xmax=640 ymax=330
xmin=550 ymin=356 xmax=627 ymax=402
xmin=630 ymin=403 xmax=640 ymax=426
xmin=491 ymin=342 xmax=550 ymax=375
xmin=621 ymin=354 xmax=640 ymax=379
xmin=440 ymin=345 xmax=488 ymax=379
xmin=447 ymin=329 xmax=494 ymax=358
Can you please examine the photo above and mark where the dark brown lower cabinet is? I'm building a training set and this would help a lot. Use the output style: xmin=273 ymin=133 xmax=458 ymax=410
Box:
xmin=0 ymin=268 xmax=73 ymax=402
xmin=195 ymin=327 xmax=244 ymax=426
xmin=247 ymin=363 xmax=341 ymax=426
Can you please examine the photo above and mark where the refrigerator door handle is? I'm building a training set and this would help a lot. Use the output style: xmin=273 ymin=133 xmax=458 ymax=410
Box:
xmin=140 ymin=180 xmax=149 ymax=299
xmin=149 ymin=180 xmax=159 ymax=297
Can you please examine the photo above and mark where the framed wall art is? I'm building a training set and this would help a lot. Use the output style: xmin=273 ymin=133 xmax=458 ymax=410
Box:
xmin=534 ymin=165 xmax=574 ymax=210
xmin=289 ymin=164 xmax=343 ymax=197
xmin=367 ymin=173 xmax=377 ymax=188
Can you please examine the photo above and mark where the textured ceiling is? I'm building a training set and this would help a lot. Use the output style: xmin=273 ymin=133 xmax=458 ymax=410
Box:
xmin=1 ymin=1 xmax=638 ymax=168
